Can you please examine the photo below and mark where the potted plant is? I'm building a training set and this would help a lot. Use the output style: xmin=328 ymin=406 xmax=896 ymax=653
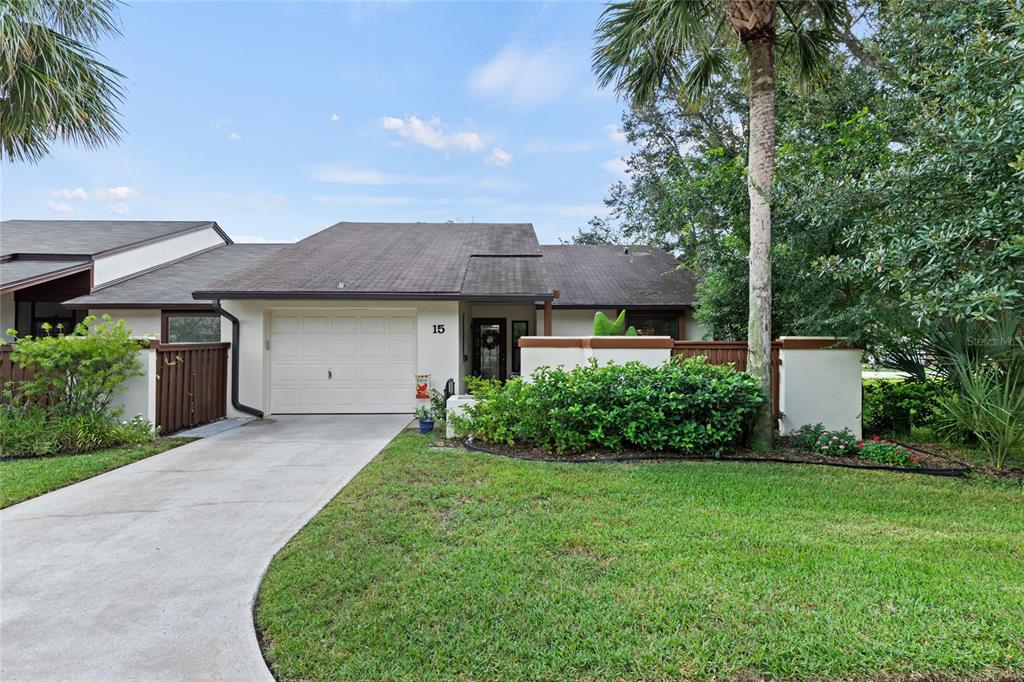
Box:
xmin=415 ymin=405 xmax=435 ymax=434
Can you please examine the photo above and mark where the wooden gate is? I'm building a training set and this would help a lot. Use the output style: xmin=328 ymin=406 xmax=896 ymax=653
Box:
xmin=156 ymin=343 xmax=229 ymax=434
xmin=672 ymin=341 xmax=782 ymax=417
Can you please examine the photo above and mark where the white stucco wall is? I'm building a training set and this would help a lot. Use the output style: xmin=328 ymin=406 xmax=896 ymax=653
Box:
xmin=220 ymin=299 xmax=460 ymax=417
xmin=1 ymin=292 xmax=15 ymax=342
xmin=779 ymin=341 xmax=863 ymax=439
xmin=520 ymin=337 xmax=672 ymax=378
xmin=110 ymin=347 xmax=158 ymax=424
xmin=92 ymin=226 xmax=226 ymax=286
xmin=90 ymin=309 xmax=161 ymax=339
xmin=538 ymin=308 xmax=617 ymax=336
xmin=682 ymin=308 xmax=707 ymax=341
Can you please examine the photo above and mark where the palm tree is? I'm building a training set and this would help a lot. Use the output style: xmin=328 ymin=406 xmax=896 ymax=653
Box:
xmin=593 ymin=0 xmax=841 ymax=450
xmin=1 ymin=0 xmax=125 ymax=162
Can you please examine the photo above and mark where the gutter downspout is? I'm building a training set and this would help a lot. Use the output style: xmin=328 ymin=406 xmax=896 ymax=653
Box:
xmin=211 ymin=299 xmax=263 ymax=418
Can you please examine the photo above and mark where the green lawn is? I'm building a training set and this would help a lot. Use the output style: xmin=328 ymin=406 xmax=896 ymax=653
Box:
xmin=0 ymin=438 xmax=191 ymax=508
xmin=257 ymin=433 xmax=1024 ymax=682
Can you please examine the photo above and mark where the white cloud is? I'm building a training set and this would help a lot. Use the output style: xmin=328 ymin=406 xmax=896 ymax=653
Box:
xmin=605 ymin=124 xmax=627 ymax=144
xmin=231 ymin=234 xmax=295 ymax=244
xmin=310 ymin=164 xmax=459 ymax=186
xmin=49 ymin=187 xmax=88 ymax=200
xmin=47 ymin=201 xmax=73 ymax=213
xmin=379 ymin=115 xmax=484 ymax=153
xmin=468 ymin=45 xmax=574 ymax=108
xmin=331 ymin=113 xmax=340 ymax=123
xmin=228 ymin=132 xmax=242 ymax=141
xmin=602 ymin=157 xmax=628 ymax=176
xmin=94 ymin=186 xmax=141 ymax=201
xmin=486 ymin=147 xmax=512 ymax=167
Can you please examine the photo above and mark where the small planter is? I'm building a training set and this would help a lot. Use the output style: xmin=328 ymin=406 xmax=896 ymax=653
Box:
xmin=418 ymin=419 xmax=435 ymax=435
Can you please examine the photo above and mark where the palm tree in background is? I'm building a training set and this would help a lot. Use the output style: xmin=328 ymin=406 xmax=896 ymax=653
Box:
xmin=593 ymin=0 xmax=842 ymax=450
xmin=1 ymin=0 xmax=125 ymax=162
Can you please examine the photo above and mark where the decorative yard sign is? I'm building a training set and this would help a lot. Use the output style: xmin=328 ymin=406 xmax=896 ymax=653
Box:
xmin=416 ymin=373 xmax=430 ymax=400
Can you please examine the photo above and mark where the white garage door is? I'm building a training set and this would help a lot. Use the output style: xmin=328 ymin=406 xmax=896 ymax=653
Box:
xmin=269 ymin=311 xmax=417 ymax=413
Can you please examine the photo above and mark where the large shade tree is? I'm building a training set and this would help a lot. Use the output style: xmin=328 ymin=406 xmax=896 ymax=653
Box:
xmin=593 ymin=0 xmax=841 ymax=449
xmin=1 ymin=0 xmax=125 ymax=162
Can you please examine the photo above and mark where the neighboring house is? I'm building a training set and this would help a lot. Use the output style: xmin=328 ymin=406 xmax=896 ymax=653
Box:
xmin=0 ymin=219 xmax=700 ymax=418
xmin=0 ymin=220 xmax=231 ymax=341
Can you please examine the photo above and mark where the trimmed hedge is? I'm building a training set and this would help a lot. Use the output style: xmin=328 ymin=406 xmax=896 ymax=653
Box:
xmin=453 ymin=357 xmax=765 ymax=455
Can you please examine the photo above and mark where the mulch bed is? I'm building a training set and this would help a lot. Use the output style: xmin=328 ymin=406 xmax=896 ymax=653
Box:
xmin=453 ymin=438 xmax=971 ymax=477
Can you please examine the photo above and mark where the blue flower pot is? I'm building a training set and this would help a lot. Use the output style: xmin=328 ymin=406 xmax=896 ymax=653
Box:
xmin=419 ymin=419 xmax=435 ymax=435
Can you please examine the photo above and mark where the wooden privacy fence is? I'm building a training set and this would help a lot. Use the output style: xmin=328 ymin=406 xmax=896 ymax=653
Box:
xmin=672 ymin=341 xmax=781 ymax=417
xmin=0 ymin=345 xmax=45 ymax=406
xmin=155 ymin=342 xmax=229 ymax=435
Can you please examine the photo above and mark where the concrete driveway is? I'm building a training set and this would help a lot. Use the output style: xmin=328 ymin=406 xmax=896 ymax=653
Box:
xmin=0 ymin=414 xmax=409 ymax=682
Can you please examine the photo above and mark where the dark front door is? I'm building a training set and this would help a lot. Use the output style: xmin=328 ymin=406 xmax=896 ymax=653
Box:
xmin=472 ymin=318 xmax=507 ymax=381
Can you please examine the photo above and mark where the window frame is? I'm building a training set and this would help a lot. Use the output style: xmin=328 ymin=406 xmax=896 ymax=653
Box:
xmin=511 ymin=319 xmax=529 ymax=374
xmin=624 ymin=310 xmax=685 ymax=340
xmin=160 ymin=309 xmax=222 ymax=344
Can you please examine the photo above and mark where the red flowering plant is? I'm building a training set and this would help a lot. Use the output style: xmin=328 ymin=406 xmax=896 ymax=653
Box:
xmin=859 ymin=437 xmax=918 ymax=467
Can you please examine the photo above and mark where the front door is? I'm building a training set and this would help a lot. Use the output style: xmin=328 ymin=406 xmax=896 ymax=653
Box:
xmin=471 ymin=318 xmax=507 ymax=381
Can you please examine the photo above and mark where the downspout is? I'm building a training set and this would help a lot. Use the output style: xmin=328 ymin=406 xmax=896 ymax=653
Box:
xmin=211 ymin=299 xmax=263 ymax=418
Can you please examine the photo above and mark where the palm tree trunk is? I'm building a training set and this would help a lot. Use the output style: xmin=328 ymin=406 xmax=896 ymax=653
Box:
xmin=744 ymin=36 xmax=775 ymax=451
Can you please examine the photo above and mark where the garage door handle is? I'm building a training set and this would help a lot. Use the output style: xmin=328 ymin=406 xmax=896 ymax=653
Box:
xmin=328 ymin=369 xmax=332 ymax=379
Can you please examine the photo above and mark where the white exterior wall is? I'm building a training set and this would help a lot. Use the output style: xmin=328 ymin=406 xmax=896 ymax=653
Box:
xmin=539 ymin=308 xmax=617 ymax=336
xmin=220 ymin=299 xmax=460 ymax=417
xmin=92 ymin=227 xmax=226 ymax=286
xmin=1 ymin=292 xmax=15 ymax=342
xmin=682 ymin=308 xmax=707 ymax=341
xmin=779 ymin=340 xmax=863 ymax=439
xmin=520 ymin=337 xmax=672 ymax=378
xmin=111 ymin=347 xmax=158 ymax=424
xmin=90 ymin=309 xmax=161 ymax=339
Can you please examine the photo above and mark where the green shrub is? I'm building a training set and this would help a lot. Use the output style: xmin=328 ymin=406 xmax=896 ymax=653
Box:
xmin=0 ymin=406 xmax=154 ymax=457
xmin=5 ymin=315 xmax=144 ymax=416
xmin=791 ymin=423 xmax=826 ymax=450
xmin=453 ymin=357 xmax=764 ymax=455
xmin=858 ymin=438 xmax=917 ymax=467
xmin=814 ymin=428 xmax=858 ymax=457
xmin=862 ymin=379 xmax=951 ymax=436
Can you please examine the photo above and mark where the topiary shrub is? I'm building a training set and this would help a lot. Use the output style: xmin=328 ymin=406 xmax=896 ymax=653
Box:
xmin=452 ymin=357 xmax=764 ymax=455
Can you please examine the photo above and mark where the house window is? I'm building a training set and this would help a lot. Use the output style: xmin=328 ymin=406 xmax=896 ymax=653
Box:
xmin=625 ymin=312 xmax=681 ymax=340
xmin=162 ymin=311 xmax=220 ymax=344
xmin=511 ymin=320 xmax=529 ymax=374
xmin=18 ymin=301 xmax=85 ymax=336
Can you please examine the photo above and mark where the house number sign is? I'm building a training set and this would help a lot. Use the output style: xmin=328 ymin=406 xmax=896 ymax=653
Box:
xmin=432 ymin=324 xmax=446 ymax=334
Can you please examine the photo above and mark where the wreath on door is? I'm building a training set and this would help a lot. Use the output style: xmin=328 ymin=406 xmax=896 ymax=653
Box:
xmin=481 ymin=330 xmax=500 ymax=350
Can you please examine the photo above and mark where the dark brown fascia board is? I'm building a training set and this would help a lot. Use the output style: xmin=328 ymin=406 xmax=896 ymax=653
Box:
xmin=0 ymin=262 xmax=94 ymax=295
xmin=192 ymin=291 xmax=555 ymax=302
xmin=2 ymin=253 xmax=93 ymax=262
xmin=63 ymin=301 xmax=214 ymax=311
xmin=534 ymin=303 xmax=694 ymax=310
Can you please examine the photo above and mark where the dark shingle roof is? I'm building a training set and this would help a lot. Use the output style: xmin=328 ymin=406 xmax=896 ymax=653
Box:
xmin=197 ymin=222 xmax=551 ymax=299
xmin=64 ymin=244 xmax=285 ymax=308
xmin=461 ymin=256 xmax=552 ymax=297
xmin=540 ymin=245 xmax=696 ymax=307
xmin=1 ymin=259 xmax=91 ymax=290
xmin=0 ymin=220 xmax=224 ymax=257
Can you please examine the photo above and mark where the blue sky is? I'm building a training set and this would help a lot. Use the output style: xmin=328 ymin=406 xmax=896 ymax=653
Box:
xmin=2 ymin=1 xmax=632 ymax=244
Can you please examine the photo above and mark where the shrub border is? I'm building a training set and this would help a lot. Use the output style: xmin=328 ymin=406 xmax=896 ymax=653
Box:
xmin=460 ymin=441 xmax=968 ymax=477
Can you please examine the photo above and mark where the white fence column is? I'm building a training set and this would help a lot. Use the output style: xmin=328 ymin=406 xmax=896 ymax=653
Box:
xmin=111 ymin=346 xmax=158 ymax=424
xmin=778 ymin=337 xmax=862 ymax=439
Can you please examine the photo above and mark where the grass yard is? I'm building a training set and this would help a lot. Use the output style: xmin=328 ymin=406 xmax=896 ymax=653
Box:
xmin=0 ymin=438 xmax=192 ymax=508
xmin=257 ymin=433 xmax=1024 ymax=682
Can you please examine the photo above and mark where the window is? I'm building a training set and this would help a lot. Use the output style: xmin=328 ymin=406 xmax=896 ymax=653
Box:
xmin=625 ymin=312 xmax=681 ymax=340
xmin=162 ymin=311 xmax=220 ymax=344
xmin=16 ymin=301 xmax=85 ymax=336
xmin=511 ymin=320 xmax=529 ymax=374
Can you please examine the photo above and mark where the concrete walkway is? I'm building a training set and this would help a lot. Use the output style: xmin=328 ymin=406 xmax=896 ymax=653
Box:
xmin=1 ymin=415 xmax=409 ymax=682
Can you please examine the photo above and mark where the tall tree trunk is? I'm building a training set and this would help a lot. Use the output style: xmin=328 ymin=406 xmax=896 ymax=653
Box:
xmin=744 ymin=36 xmax=775 ymax=451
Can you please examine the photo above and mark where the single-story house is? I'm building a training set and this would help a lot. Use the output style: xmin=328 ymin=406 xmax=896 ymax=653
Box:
xmin=1 ymin=219 xmax=701 ymax=418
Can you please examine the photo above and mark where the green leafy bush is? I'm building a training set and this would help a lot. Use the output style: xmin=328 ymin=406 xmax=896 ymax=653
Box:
xmin=791 ymin=423 xmax=826 ymax=451
xmin=0 ymin=406 xmax=154 ymax=457
xmin=858 ymin=437 xmax=917 ymax=467
xmin=862 ymin=379 xmax=950 ymax=436
xmin=453 ymin=357 xmax=764 ymax=455
xmin=814 ymin=428 xmax=858 ymax=457
xmin=5 ymin=315 xmax=144 ymax=415
xmin=592 ymin=310 xmax=638 ymax=336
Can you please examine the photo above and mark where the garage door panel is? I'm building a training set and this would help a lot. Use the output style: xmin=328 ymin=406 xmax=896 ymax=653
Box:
xmin=271 ymin=311 xmax=418 ymax=414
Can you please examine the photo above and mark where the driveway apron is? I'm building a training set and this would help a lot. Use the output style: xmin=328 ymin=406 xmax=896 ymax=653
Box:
xmin=1 ymin=414 xmax=409 ymax=682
